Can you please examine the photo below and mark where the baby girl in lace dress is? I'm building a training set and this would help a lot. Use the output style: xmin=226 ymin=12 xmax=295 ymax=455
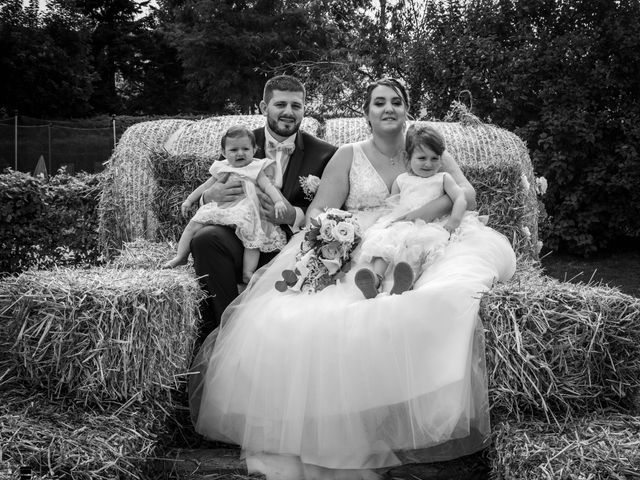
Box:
xmin=355 ymin=124 xmax=470 ymax=299
xmin=164 ymin=125 xmax=287 ymax=283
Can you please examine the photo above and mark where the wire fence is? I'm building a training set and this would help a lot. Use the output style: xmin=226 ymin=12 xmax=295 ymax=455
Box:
xmin=0 ymin=115 xmax=118 ymax=175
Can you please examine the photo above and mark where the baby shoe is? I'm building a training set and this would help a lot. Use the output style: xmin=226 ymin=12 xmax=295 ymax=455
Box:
xmin=390 ymin=262 xmax=414 ymax=295
xmin=355 ymin=268 xmax=380 ymax=299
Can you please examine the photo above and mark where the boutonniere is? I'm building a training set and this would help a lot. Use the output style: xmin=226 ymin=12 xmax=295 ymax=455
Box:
xmin=299 ymin=174 xmax=321 ymax=201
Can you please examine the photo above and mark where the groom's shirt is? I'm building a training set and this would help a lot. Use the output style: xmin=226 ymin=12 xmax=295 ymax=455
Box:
xmin=263 ymin=127 xmax=304 ymax=231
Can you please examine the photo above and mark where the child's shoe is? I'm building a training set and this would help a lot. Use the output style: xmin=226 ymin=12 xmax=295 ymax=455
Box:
xmin=355 ymin=268 xmax=381 ymax=299
xmin=390 ymin=262 xmax=414 ymax=295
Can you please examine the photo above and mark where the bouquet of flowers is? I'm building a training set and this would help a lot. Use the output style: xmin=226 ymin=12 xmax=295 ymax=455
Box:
xmin=275 ymin=208 xmax=362 ymax=293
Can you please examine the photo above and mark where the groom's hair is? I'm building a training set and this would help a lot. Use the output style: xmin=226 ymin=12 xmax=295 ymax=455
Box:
xmin=221 ymin=125 xmax=257 ymax=150
xmin=263 ymin=75 xmax=306 ymax=104
xmin=362 ymin=78 xmax=410 ymax=116
xmin=405 ymin=124 xmax=446 ymax=157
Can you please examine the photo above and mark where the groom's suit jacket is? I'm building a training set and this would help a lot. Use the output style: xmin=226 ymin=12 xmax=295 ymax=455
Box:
xmin=251 ymin=127 xmax=337 ymax=233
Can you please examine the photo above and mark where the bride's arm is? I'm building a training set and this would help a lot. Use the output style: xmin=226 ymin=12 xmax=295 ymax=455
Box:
xmin=406 ymin=151 xmax=476 ymax=222
xmin=305 ymin=145 xmax=353 ymax=223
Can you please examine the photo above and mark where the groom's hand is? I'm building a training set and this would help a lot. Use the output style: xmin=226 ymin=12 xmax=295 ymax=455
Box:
xmin=258 ymin=191 xmax=296 ymax=225
xmin=202 ymin=179 xmax=243 ymax=204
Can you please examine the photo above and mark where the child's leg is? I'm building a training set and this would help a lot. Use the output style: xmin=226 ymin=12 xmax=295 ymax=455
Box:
xmin=242 ymin=248 xmax=260 ymax=284
xmin=163 ymin=221 xmax=203 ymax=268
xmin=355 ymin=257 xmax=388 ymax=299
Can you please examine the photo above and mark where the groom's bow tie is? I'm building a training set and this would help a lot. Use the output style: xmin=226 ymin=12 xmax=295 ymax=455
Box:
xmin=266 ymin=141 xmax=295 ymax=156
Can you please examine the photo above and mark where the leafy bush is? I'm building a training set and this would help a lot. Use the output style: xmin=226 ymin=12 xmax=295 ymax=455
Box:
xmin=399 ymin=0 xmax=640 ymax=254
xmin=0 ymin=169 xmax=103 ymax=274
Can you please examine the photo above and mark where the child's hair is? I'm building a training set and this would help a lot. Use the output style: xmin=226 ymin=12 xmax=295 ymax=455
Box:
xmin=263 ymin=75 xmax=306 ymax=104
xmin=405 ymin=124 xmax=446 ymax=158
xmin=220 ymin=125 xmax=257 ymax=150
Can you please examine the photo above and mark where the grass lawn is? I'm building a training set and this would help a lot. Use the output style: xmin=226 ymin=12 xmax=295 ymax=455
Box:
xmin=541 ymin=247 xmax=640 ymax=298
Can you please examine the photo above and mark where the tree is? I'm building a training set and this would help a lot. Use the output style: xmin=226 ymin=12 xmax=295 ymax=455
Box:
xmin=166 ymin=0 xmax=376 ymax=114
xmin=0 ymin=0 xmax=94 ymax=117
xmin=50 ymin=0 xmax=150 ymax=114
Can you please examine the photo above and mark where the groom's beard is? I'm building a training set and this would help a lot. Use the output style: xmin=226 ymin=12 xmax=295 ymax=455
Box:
xmin=267 ymin=115 xmax=301 ymax=137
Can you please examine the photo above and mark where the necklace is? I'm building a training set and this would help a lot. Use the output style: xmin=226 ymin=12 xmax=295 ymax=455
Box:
xmin=371 ymin=139 xmax=402 ymax=166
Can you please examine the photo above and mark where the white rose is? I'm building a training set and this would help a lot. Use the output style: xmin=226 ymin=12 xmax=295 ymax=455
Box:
xmin=306 ymin=175 xmax=321 ymax=191
xmin=535 ymin=176 xmax=548 ymax=195
xmin=319 ymin=219 xmax=337 ymax=241
xmin=332 ymin=221 xmax=355 ymax=243
xmin=522 ymin=226 xmax=531 ymax=238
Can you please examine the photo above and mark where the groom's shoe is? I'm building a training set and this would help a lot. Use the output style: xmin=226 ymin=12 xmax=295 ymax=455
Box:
xmin=355 ymin=268 xmax=379 ymax=299
xmin=390 ymin=262 xmax=414 ymax=295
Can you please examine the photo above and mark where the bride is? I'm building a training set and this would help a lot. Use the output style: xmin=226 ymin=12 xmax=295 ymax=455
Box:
xmin=189 ymin=78 xmax=517 ymax=479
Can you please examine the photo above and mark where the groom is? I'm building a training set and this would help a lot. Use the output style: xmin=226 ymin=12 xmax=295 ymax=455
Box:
xmin=191 ymin=75 xmax=337 ymax=335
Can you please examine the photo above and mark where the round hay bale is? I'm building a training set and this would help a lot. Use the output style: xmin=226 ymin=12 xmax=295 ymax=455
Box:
xmin=164 ymin=115 xmax=320 ymax=156
xmin=98 ymin=119 xmax=194 ymax=255
xmin=98 ymin=116 xmax=320 ymax=253
xmin=325 ymin=118 xmax=539 ymax=259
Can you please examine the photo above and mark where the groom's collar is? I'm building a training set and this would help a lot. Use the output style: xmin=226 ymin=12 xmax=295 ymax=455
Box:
xmin=264 ymin=127 xmax=297 ymax=147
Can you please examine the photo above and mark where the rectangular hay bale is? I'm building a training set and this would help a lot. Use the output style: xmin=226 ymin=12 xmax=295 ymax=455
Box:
xmin=0 ymin=383 xmax=159 ymax=480
xmin=0 ymin=266 xmax=204 ymax=405
xmin=482 ymin=264 xmax=640 ymax=420
xmin=490 ymin=414 xmax=640 ymax=479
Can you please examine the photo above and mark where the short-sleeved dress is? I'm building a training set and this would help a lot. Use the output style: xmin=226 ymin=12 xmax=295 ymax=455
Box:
xmin=191 ymin=159 xmax=286 ymax=252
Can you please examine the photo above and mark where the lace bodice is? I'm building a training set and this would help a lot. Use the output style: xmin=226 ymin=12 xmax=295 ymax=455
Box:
xmin=344 ymin=142 xmax=390 ymax=211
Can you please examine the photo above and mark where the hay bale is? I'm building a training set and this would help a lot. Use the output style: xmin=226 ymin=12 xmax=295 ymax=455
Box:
xmin=490 ymin=414 xmax=640 ymax=479
xmin=483 ymin=265 xmax=640 ymax=421
xmin=0 ymin=382 xmax=158 ymax=480
xmin=164 ymin=115 xmax=320 ymax=156
xmin=324 ymin=118 xmax=540 ymax=259
xmin=111 ymin=238 xmax=183 ymax=270
xmin=0 ymin=266 xmax=204 ymax=404
xmin=98 ymin=116 xmax=320 ymax=253
xmin=149 ymin=151 xmax=214 ymax=243
xmin=98 ymin=119 xmax=193 ymax=256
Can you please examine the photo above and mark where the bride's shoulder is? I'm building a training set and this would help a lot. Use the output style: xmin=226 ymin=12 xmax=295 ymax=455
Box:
xmin=328 ymin=143 xmax=358 ymax=166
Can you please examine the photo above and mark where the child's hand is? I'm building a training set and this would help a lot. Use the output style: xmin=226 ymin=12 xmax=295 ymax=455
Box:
xmin=181 ymin=199 xmax=193 ymax=218
xmin=444 ymin=218 xmax=461 ymax=234
xmin=274 ymin=200 xmax=287 ymax=219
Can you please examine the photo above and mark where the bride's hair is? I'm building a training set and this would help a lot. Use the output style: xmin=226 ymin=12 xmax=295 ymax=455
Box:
xmin=362 ymin=78 xmax=410 ymax=116
xmin=405 ymin=124 xmax=446 ymax=158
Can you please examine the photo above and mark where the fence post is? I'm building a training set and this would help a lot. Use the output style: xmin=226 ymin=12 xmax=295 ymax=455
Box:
xmin=112 ymin=114 xmax=117 ymax=149
xmin=14 ymin=110 xmax=18 ymax=171
xmin=48 ymin=122 xmax=52 ymax=174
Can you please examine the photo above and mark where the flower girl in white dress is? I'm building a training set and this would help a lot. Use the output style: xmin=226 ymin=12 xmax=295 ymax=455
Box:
xmin=164 ymin=126 xmax=286 ymax=283
xmin=355 ymin=124 xmax=474 ymax=299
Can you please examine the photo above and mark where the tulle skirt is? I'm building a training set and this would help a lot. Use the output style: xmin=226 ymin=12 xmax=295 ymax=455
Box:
xmin=189 ymin=211 xmax=516 ymax=480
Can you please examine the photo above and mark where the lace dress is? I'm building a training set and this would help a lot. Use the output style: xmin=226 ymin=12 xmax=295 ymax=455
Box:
xmin=189 ymin=141 xmax=517 ymax=480
xmin=191 ymin=159 xmax=286 ymax=252
xmin=360 ymin=172 xmax=486 ymax=275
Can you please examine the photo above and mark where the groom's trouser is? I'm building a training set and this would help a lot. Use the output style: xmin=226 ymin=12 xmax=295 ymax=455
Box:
xmin=191 ymin=225 xmax=277 ymax=337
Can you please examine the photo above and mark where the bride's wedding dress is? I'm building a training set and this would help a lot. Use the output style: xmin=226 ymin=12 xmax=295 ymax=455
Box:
xmin=189 ymin=142 xmax=517 ymax=480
